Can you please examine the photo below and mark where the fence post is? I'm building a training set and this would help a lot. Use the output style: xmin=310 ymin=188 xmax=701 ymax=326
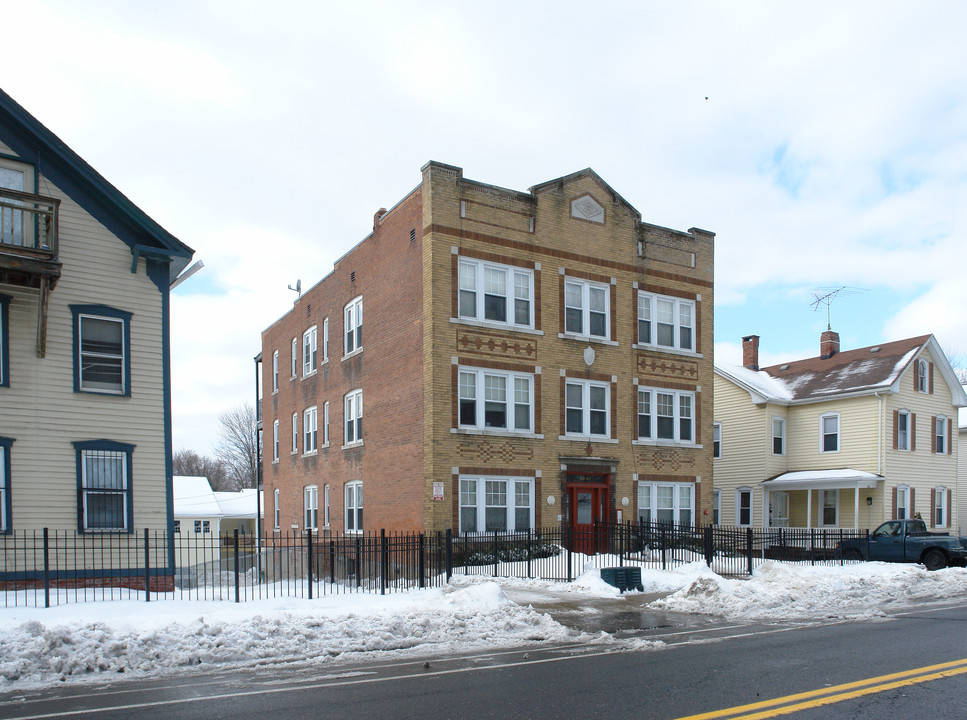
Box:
xmin=43 ymin=528 xmax=50 ymax=609
xmin=380 ymin=529 xmax=388 ymax=596
xmin=233 ymin=529 xmax=240 ymax=603
xmin=619 ymin=521 xmax=625 ymax=567
xmin=526 ymin=528 xmax=532 ymax=579
xmin=746 ymin=528 xmax=753 ymax=576
xmin=839 ymin=529 xmax=844 ymax=566
xmin=660 ymin=523 xmax=667 ymax=570
xmin=144 ymin=528 xmax=151 ymax=602
xmin=810 ymin=528 xmax=816 ymax=566
xmin=704 ymin=525 xmax=713 ymax=567
xmin=865 ymin=528 xmax=870 ymax=560
xmin=330 ymin=538 xmax=335 ymax=585
xmin=566 ymin=525 xmax=573 ymax=582
xmin=307 ymin=528 xmax=314 ymax=600
xmin=445 ymin=528 xmax=453 ymax=581
xmin=493 ymin=530 xmax=499 ymax=578
xmin=418 ymin=533 xmax=425 ymax=588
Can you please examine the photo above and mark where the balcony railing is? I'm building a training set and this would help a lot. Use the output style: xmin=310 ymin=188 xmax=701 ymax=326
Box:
xmin=0 ymin=187 xmax=59 ymax=259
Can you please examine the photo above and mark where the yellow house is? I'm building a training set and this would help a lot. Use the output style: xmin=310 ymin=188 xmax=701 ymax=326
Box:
xmin=713 ymin=331 xmax=967 ymax=531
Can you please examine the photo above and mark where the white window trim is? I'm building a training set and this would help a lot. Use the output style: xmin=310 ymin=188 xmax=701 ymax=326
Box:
xmin=917 ymin=359 xmax=928 ymax=392
xmin=564 ymin=378 xmax=611 ymax=439
xmin=897 ymin=409 xmax=911 ymax=452
xmin=303 ymin=406 xmax=318 ymax=455
xmin=736 ymin=487 xmax=753 ymax=527
xmin=712 ymin=489 xmax=721 ymax=525
xmin=896 ymin=484 xmax=910 ymax=520
xmin=636 ymin=291 xmax=695 ymax=353
xmin=291 ymin=413 xmax=298 ymax=454
xmin=272 ymin=350 xmax=279 ymax=393
xmin=936 ymin=415 xmax=948 ymax=454
xmin=457 ymin=257 xmax=535 ymax=331
xmin=304 ymin=485 xmax=319 ymax=531
xmin=345 ymin=480 xmax=363 ymax=534
xmin=322 ymin=317 xmax=329 ymax=364
xmin=820 ymin=412 xmax=840 ymax=453
xmin=638 ymin=482 xmax=695 ymax=527
xmin=458 ymin=475 xmax=535 ymax=535
xmin=324 ymin=484 xmax=330 ymax=527
xmin=820 ymin=489 xmax=839 ymax=527
xmin=344 ymin=389 xmax=363 ymax=447
xmin=772 ymin=416 xmax=785 ymax=456
xmin=713 ymin=422 xmax=722 ymax=459
xmin=563 ymin=277 xmax=611 ymax=342
xmin=77 ymin=312 xmax=127 ymax=395
xmin=273 ymin=488 xmax=280 ymax=530
xmin=302 ymin=326 xmax=317 ymax=377
xmin=458 ymin=366 xmax=535 ymax=435
xmin=290 ymin=337 xmax=297 ymax=378
xmin=272 ymin=419 xmax=279 ymax=462
xmin=635 ymin=386 xmax=695 ymax=446
xmin=934 ymin=485 xmax=948 ymax=527
xmin=344 ymin=297 xmax=363 ymax=358
xmin=323 ymin=401 xmax=330 ymax=448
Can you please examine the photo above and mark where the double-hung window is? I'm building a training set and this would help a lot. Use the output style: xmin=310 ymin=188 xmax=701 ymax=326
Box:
xmin=345 ymin=481 xmax=363 ymax=533
xmin=564 ymin=278 xmax=609 ymax=339
xmin=323 ymin=401 xmax=330 ymax=446
xmin=0 ymin=437 xmax=12 ymax=533
xmin=322 ymin=318 xmax=329 ymax=362
xmin=638 ymin=292 xmax=694 ymax=351
xmin=637 ymin=387 xmax=694 ymax=443
xmin=772 ymin=417 xmax=785 ymax=455
xmin=345 ymin=297 xmax=362 ymax=355
xmin=304 ymin=406 xmax=318 ymax=453
xmin=896 ymin=485 xmax=910 ymax=520
xmin=897 ymin=410 xmax=910 ymax=451
xmin=273 ymin=488 xmax=280 ymax=529
xmin=345 ymin=389 xmax=363 ymax=445
xmin=74 ymin=440 xmax=133 ymax=532
xmin=272 ymin=350 xmax=278 ymax=392
xmin=736 ymin=488 xmax=752 ymax=526
xmin=934 ymin=486 xmax=948 ymax=527
xmin=821 ymin=489 xmax=838 ymax=526
xmin=458 ymin=259 xmax=534 ymax=329
xmin=302 ymin=326 xmax=317 ymax=376
xmin=565 ymin=379 xmax=609 ymax=437
xmin=459 ymin=367 xmax=533 ymax=432
xmin=291 ymin=413 xmax=298 ymax=454
xmin=638 ymin=482 xmax=694 ymax=526
xmin=713 ymin=422 xmax=721 ymax=458
xmin=71 ymin=305 xmax=131 ymax=395
xmin=820 ymin=413 xmax=839 ymax=453
xmin=272 ymin=419 xmax=279 ymax=461
xmin=290 ymin=338 xmax=297 ymax=378
xmin=323 ymin=484 xmax=330 ymax=527
xmin=0 ymin=294 xmax=9 ymax=387
xmin=459 ymin=476 xmax=533 ymax=534
xmin=935 ymin=415 xmax=948 ymax=454
xmin=304 ymin=485 xmax=318 ymax=530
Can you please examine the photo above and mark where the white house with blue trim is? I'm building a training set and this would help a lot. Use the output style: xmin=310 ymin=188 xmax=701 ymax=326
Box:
xmin=0 ymin=88 xmax=194 ymax=589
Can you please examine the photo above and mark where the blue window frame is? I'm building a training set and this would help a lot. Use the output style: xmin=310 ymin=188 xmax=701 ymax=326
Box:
xmin=0 ymin=294 xmax=10 ymax=387
xmin=70 ymin=304 xmax=132 ymax=396
xmin=73 ymin=439 xmax=135 ymax=533
xmin=0 ymin=436 xmax=13 ymax=534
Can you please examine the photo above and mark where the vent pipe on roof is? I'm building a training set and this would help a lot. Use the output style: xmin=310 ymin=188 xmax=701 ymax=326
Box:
xmin=742 ymin=335 xmax=760 ymax=371
xmin=821 ymin=330 xmax=840 ymax=359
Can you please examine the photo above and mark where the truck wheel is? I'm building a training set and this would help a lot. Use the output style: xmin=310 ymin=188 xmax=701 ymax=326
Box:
xmin=923 ymin=549 xmax=948 ymax=571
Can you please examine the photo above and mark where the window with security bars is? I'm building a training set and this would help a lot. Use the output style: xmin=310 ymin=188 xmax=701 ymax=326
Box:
xmin=80 ymin=448 xmax=129 ymax=531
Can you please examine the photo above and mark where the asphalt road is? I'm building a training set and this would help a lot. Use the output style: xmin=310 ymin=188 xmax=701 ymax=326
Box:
xmin=4 ymin=599 xmax=967 ymax=719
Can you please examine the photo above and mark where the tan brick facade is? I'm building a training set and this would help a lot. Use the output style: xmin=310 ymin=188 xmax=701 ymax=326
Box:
xmin=260 ymin=162 xmax=715 ymax=535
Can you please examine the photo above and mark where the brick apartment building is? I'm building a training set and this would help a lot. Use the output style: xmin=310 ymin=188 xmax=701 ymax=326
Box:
xmin=258 ymin=162 xmax=715 ymax=538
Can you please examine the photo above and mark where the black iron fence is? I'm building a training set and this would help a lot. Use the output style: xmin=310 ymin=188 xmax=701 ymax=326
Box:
xmin=1 ymin=522 xmax=870 ymax=607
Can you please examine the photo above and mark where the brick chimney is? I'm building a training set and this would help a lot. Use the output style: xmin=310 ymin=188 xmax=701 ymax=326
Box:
xmin=373 ymin=207 xmax=387 ymax=230
xmin=821 ymin=329 xmax=840 ymax=359
xmin=742 ymin=335 xmax=760 ymax=370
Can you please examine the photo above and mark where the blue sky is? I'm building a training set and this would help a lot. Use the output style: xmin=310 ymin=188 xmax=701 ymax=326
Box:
xmin=4 ymin=1 xmax=966 ymax=452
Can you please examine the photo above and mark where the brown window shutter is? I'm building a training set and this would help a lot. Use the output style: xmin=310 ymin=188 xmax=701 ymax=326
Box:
xmin=930 ymin=488 xmax=937 ymax=527
xmin=929 ymin=363 xmax=934 ymax=394
xmin=892 ymin=410 xmax=899 ymax=449
xmin=947 ymin=489 xmax=952 ymax=527
xmin=948 ymin=419 xmax=953 ymax=455
xmin=911 ymin=414 xmax=916 ymax=451
xmin=891 ymin=487 xmax=898 ymax=518
xmin=931 ymin=416 xmax=937 ymax=454
xmin=914 ymin=367 xmax=919 ymax=392
xmin=910 ymin=488 xmax=916 ymax=517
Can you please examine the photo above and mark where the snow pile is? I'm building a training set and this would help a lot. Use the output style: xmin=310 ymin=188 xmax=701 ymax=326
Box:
xmin=653 ymin=561 xmax=967 ymax=620
xmin=0 ymin=582 xmax=570 ymax=688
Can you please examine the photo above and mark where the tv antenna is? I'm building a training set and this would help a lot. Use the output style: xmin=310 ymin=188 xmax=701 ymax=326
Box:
xmin=810 ymin=286 xmax=865 ymax=329
xmin=288 ymin=279 xmax=302 ymax=298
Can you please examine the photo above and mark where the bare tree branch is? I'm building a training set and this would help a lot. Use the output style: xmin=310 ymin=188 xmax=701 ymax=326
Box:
xmin=173 ymin=449 xmax=233 ymax=491
xmin=214 ymin=403 xmax=258 ymax=489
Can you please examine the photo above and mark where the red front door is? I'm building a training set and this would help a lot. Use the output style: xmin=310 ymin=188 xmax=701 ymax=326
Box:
xmin=567 ymin=477 xmax=610 ymax=555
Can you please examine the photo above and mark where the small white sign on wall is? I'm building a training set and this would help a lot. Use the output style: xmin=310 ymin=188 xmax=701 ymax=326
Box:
xmin=433 ymin=482 xmax=444 ymax=500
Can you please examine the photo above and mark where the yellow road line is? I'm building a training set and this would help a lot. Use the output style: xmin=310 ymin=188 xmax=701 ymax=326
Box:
xmin=675 ymin=657 xmax=967 ymax=720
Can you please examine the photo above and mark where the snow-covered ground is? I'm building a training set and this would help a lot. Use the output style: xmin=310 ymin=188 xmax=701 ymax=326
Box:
xmin=3 ymin=560 xmax=966 ymax=690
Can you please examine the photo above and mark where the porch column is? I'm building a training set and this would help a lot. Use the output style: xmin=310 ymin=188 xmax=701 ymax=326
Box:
xmin=763 ymin=489 xmax=770 ymax=528
xmin=806 ymin=489 xmax=812 ymax=528
xmin=854 ymin=484 xmax=860 ymax=530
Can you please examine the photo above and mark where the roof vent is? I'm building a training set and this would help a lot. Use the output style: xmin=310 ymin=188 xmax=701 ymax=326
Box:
xmin=350 ymin=271 xmax=356 ymax=284
xmin=779 ymin=364 xmax=789 ymax=371
xmin=870 ymin=346 xmax=881 ymax=353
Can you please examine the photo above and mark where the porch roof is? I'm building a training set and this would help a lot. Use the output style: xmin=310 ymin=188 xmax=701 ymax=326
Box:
xmin=761 ymin=468 xmax=882 ymax=490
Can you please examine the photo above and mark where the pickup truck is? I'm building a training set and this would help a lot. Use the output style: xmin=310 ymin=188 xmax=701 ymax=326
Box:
xmin=835 ymin=519 xmax=967 ymax=570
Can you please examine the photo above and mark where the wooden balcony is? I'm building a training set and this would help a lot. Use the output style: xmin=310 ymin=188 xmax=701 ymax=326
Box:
xmin=0 ymin=187 xmax=62 ymax=357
